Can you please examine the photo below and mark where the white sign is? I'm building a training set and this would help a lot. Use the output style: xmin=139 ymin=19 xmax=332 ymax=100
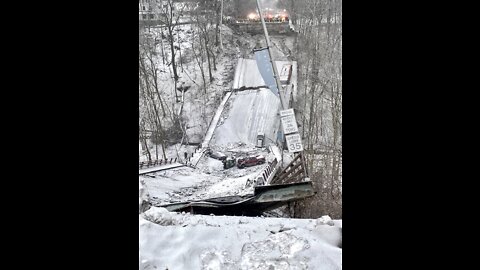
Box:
xmin=280 ymin=108 xmax=294 ymax=117
xmin=285 ymin=133 xmax=304 ymax=153
xmin=281 ymin=115 xmax=299 ymax=134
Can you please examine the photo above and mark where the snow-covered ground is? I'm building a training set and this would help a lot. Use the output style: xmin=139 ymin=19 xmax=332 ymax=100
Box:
xmin=140 ymin=207 xmax=342 ymax=270
xmin=212 ymin=58 xmax=296 ymax=148
xmin=140 ymin=166 xmax=223 ymax=205
xmin=141 ymin=145 xmax=276 ymax=206
xmin=212 ymin=88 xmax=281 ymax=147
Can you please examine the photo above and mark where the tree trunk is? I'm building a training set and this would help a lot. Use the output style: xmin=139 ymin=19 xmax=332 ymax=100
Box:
xmin=168 ymin=27 xmax=179 ymax=81
xmin=139 ymin=123 xmax=152 ymax=161
xmin=214 ymin=0 xmax=220 ymax=46
xmin=194 ymin=31 xmax=207 ymax=93
xmin=204 ymin=35 xmax=214 ymax=82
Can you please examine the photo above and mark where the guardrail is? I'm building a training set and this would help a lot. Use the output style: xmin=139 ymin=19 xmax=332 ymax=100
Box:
xmin=245 ymin=158 xmax=279 ymax=188
xmin=139 ymin=158 xmax=179 ymax=169
xmin=139 ymin=145 xmax=203 ymax=169
xmin=270 ymin=153 xmax=307 ymax=185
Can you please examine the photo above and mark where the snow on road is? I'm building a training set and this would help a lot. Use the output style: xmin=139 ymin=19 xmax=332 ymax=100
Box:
xmin=212 ymin=88 xmax=281 ymax=147
xmin=212 ymin=58 xmax=297 ymax=148
xmin=232 ymin=58 xmax=293 ymax=90
xmin=140 ymin=207 xmax=342 ymax=270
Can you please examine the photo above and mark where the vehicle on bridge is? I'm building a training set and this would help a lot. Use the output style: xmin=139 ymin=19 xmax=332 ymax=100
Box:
xmin=237 ymin=155 xmax=266 ymax=169
xmin=256 ymin=132 xmax=265 ymax=148
xmin=206 ymin=149 xmax=227 ymax=161
xmin=223 ymin=157 xmax=236 ymax=169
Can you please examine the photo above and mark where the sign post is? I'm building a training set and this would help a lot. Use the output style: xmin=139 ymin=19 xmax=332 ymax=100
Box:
xmin=280 ymin=108 xmax=304 ymax=153
xmin=285 ymin=134 xmax=304 ymax=153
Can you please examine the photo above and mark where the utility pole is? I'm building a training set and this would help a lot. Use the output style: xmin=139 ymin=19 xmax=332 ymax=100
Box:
xmin=255 ymin=0 xmax=308 ymax=179
xmin=255 ymin=0 xmax=286 ymax=110
xmin=255 ymin=0 xmax=287 ymax=167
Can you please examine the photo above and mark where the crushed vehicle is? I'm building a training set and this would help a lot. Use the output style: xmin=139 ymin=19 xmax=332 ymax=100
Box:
xmin=237 ymin=155 xmax=266 ymax=169
xmin=222 ymin=157 xmax=236 ymax=169
xmin=206 ymin=149 xmax=227 ymax=161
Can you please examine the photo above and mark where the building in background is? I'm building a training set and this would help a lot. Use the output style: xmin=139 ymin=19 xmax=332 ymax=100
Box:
xmin=139 ymin=0 xmax=158 ymax=21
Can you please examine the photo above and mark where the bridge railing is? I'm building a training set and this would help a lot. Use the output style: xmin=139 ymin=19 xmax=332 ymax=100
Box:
xmin=270 ymin=153 xmax=307 ymax=185
xmin=139 ymin=148 xmax=201 ymax=169
xmin=245 ymin=158 xmax=279 ymax=188
xmin=139 ymin=158 xmax=178 ymax=169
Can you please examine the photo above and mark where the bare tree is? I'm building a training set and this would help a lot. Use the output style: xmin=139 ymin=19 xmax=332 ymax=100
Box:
xmin=139 ymin=120 xmax=152 ymax=161
xmin=191 ymin=28 xmax=207 ymax=93
xmin=153 ymin=0 xmax=186 ymax=83
xmin=139 ymin=42 xmax=168 ymax=160
xmin=287 ymin=0 xmax=342 ymax=219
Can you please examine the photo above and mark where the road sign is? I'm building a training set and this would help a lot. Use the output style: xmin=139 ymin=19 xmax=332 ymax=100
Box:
xmin=280 ymin=108 xmax=294 ymax=117
xmin=281 ymin=115 xmax=298 ymax=134
xmin=285 ymin=133 xmax=304 ymax=153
